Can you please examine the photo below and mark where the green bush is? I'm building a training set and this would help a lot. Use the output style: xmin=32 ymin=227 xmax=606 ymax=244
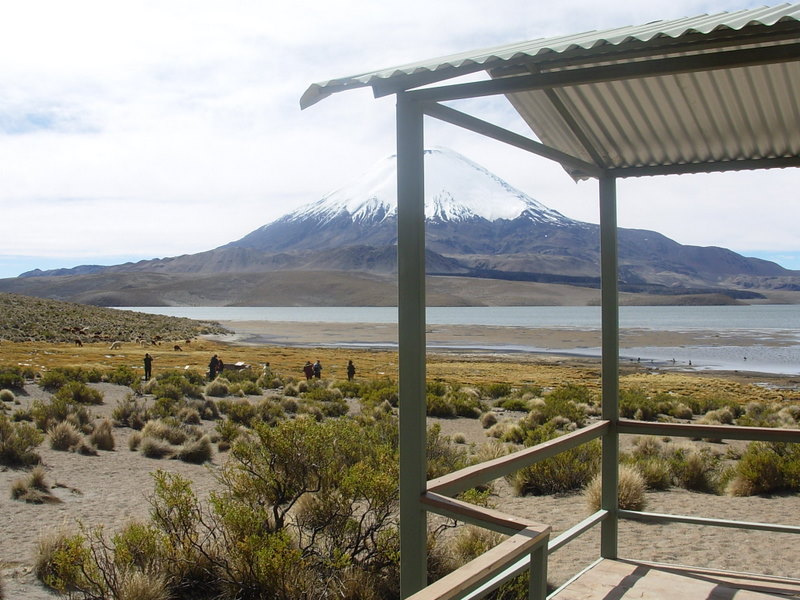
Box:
xmin=0 ymin=367 xmax=25 ymax=390
xmin=426 ymin=394 xmax=455 ymax=418
xmin=53 ymin=381 xmax=103 ymax=405
xmin=0 ymin=389 xmax=15 ymax=403
xmin=494 ymin=397 xmax=529 ymax=411
xmin=726 ymin=441 xmax=800 ymax=496
xmin=508 ymin=423 xmax=600 ymax=496
xmin=31 ymin=396 xmax=91 ymax=431
xmin=205 ymin=379 xmax=230 ymax=397
xmin=108 ymin=365 xmax=138 ymax=387
xmin=111 ymin=394 xmax=150 ymax=429
xmin=360 ymin=378 xmax=398 ymax=409
xmin=0 ymin=414 xmax=43 ymax=466
xmin=304 ymin=386 xmax=343 ymax=403
xmin=480 ymin=382 xmax=512 ymax=399
xmin=669 ymin=448 xmax=722 ymax=493
xmin=426 ymin=380 xmax=448 ymax=397
xmin=226 ymin=399 xmax=257 ymax=425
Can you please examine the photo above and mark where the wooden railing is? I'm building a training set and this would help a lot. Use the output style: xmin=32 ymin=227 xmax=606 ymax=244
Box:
xmin=407 ymin=418 xmax=800 ymax=600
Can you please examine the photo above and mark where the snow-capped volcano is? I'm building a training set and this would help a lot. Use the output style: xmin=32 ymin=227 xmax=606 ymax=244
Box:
xmin=232 ymin=147 xmax=574 ymax=253
xmin=270 ymin=147 xmax=569 ymax=226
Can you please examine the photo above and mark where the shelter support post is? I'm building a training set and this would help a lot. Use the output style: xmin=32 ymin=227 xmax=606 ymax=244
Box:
xmin=396 ymin=93 xmax=428 ymax=598
xmin=599 ymin=176 xmax=619 ymax=558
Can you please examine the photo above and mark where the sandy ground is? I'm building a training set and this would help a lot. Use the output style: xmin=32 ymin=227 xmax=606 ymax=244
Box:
xmin=2 ymin=324 xmax=799 ymax=598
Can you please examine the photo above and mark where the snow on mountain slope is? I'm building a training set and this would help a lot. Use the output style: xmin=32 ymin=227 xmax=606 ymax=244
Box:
xmin=277 ymin=147 xmax=572 ymax=227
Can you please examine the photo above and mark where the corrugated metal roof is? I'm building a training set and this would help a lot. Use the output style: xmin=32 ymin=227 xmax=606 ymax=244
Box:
xmin=301 ymin=3 xmax=800 ymax=179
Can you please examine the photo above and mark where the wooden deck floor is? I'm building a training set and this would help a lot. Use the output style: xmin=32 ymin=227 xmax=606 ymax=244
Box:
xmin=551 ymin=559 xmax=800 ymax=599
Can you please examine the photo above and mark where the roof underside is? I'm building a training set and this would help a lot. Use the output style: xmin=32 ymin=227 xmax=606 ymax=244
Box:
xmin=301 ymin=3 xmax=800 ymax=179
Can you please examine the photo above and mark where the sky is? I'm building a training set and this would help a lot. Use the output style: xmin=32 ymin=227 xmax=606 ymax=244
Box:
xmin=1 ymin=0 xmax=797 ymax=279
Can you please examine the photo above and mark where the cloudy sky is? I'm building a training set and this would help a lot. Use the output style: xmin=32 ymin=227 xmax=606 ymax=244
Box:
xmin=1 ymin=0 xmax=797 ymax=280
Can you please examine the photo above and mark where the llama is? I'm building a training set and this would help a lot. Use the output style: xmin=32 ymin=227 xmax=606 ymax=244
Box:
xmin=173 ymin=345 xmax=182 ymax=351
xmin=74 ymin=339 xmax=83 ymax=347
xmin=109 ymin=341 xmax=122 ymax=350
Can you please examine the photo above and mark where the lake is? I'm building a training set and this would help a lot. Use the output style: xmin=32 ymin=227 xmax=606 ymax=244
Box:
xmin=125 ymin=305 xmax=800 ymax=375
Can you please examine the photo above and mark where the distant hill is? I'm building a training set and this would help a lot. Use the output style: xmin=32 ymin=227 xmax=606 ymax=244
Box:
xmin=0 ymin=293 xmax=227 ymax=343
xmin=4 ymin=147 xmax=799 ymax=306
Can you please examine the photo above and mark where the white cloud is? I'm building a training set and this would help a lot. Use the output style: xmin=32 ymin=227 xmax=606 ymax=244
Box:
xmin=0 ymin=0 xmax=796 ymax=278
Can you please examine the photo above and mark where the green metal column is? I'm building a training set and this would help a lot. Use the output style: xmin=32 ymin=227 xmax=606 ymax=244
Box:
xmin=396 ymin=93 xmax=428 ymax=598
xmin=599 ymin=175 xmax=619 ymax=559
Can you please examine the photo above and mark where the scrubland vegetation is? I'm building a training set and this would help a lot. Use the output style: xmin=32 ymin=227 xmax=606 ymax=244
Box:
xmin=0 ymin=354 xmax=797 ymax=599
xmin=0 ymin=292 xmax=226 ymax=343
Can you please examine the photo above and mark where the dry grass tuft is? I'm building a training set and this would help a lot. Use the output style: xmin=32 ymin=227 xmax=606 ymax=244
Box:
xmin=117 ymin=570 xmax=169 ymax=600
xmin=89 ymin=419 xmax=115 ymax=451
xmin=11 ymin=466 xmax=60 ymax=504
xmin=139 ymin=436 xmax=173 ymax=459
xmin=48 ymin=421 xmax=82 ymax=451
xmin=176 ymin=435 xmax=212 ymax=464
xmin=584 ymin=464 xmax=647 ymax=512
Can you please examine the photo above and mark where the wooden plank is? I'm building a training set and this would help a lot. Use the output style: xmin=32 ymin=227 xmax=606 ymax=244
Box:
xmin=405 ymin=526 xmax=549 ymax=600
xmin=551 ymin=559 xmax=800 ymax=600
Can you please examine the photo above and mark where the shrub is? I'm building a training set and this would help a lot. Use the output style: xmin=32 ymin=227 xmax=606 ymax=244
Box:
xmin=508 ymin=424 xmax=600 ymax=496
xmin=584 ymin=464 xmax=647 ymax=512
xmin=112 ymin=393 xmax=150 ymax=429
xmin=726 ymin=441 xmax=800 ymax=496
xmin=670 ymin=448 xmax=721 ymax=493
xmin=54 ymin=381 xmax=103 ymax=405
xmin=89 ymin=419 xmax=115 ymax=451
xmin=0 ymin=414 xmax=43 ymax=466
xmin=140 ymin=437 xmax=174 ymax=459
xmin=224 ymin=399 xmax=257 ymax=425
xmin=452 ymin=433 xmax=467 ymax=444
xmin=426 ymin=394 xmax=455 ymax=418
xmin=49 ymin=421 xmax=82 ymax=451
xmin=108 ymin=365 xmax=138 ymax=387
xmin=480 ymin=382 xmax=512 ymax=399
xmin=142 ymin=420 xmax=187 ymax=445
xmin=304 ymin=386 xmax=343 ymax=403
xmin=480 ymin=411 xmax=498 ymax=429
xmin=494 ymin=397 xmax=530 ymax=411
xmin=31 ymin=396 xmax=91 ymax=431
xmin=360 ymin=378 xmax=399 ymax=409
xmin=215 ymin=419 xmax=242 ymax=444
xmin=281 ymin=397 xmax=299 ymax=413
xmin=12 ymin=466 xmax=58 ymax=504
xmin=35 ymin=526 xmax=88 ymax=590
xmin=256 ymin=399 xmax=285 ymax=425
xmin=0 ymin=367 xmax=25 ymax=390
xmin=427 ymin=423 xmax=469 ymax=479
xmin=177 ymin=435 xmax=213 ymax=464
xmin=129 ymin=431 xmax=143 ymax=451
xmin=205 ymin=379 xmax=230 ymax=397
xmin=178 ymin=407 xmax=201 ymax=425
xmin=0 ymin=389 xmax=15 ymax=403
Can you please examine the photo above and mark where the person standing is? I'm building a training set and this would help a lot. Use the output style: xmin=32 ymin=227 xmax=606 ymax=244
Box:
xmin=143 ymin=353 xmax=153 ymax=380
xmin=208 ymin=355 xmax=220 ymax=380
xmin=347 ymin=359 xmax=355 ymax=381
xmin=303 ymin=361 xmax=314 ymax=380
xmin=313 ymin=360 xmax=322 ymax=379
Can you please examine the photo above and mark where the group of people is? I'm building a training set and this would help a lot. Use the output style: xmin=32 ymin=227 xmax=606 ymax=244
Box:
xmin=144 ymin=352 xmax=357 ymax=383
xmin=302 ymin=359 xmax=356 ymax=381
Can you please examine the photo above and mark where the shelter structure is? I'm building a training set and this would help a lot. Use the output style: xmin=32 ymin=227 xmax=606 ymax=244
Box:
xmin=302 ymin=5 xmax=800 ymax=599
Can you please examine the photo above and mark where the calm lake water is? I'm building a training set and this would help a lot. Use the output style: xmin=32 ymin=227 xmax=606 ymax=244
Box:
xmin=126 ymin=305 xmax=800 ymax=376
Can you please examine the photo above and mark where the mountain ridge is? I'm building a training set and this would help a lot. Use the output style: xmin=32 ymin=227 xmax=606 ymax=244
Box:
xmin=8 ymin=147 xmax=800 ymax=306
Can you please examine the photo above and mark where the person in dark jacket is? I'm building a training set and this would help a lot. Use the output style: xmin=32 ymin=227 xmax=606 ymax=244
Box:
xmin=313 ymin=360 xmax=322 ymax=379
xmin=346 ymin=359 xmax=355 ymax=381
xmin=303 ymin=361 xmax=314 ymax=380
xmin=208 ymin=355 xmax=220 ymax=380
xmin=143 ymin=353 xmax=153 ymax=380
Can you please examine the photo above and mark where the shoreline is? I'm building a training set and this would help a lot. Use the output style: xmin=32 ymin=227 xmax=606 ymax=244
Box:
xmin=210 ymin=320 xmax=800 ymax=378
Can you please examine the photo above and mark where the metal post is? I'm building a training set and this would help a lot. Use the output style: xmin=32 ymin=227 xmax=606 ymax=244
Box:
xmin=599 ymin=176 xmax=619 ymax=559
xmin=397 ymin=93 xmax=428 ymax=598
